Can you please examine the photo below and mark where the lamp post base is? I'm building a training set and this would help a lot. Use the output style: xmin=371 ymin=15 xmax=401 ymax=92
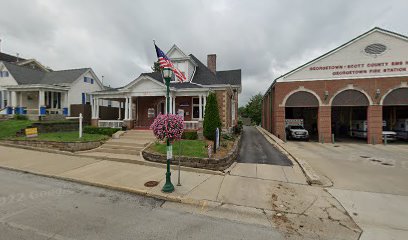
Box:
xmin=162 ymin=169 xmax=174 ymax=193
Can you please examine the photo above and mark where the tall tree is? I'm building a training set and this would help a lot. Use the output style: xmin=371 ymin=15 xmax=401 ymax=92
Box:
xmin=244 ymin=93 xmax=263 ymax=125
xmin=203 ymin=92 xmax=222 ymax=140
xmin=151 ymin=61 xmax=161 ymax=72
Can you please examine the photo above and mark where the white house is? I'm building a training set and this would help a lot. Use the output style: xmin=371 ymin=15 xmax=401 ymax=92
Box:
xmin=0 ymin=52 xmax=107 ymax=120
xmin=91 ymin=45 xmax=242 ymax=130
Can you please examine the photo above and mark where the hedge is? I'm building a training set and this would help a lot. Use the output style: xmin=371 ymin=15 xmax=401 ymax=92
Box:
xmin=182 ymin=131 xmax=198 ymax=140
xmin=83 ymin=126 xmax=120 ymax=136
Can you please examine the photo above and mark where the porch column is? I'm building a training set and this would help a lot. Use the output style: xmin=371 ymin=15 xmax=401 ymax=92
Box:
xmin=203 ymin=95 xmax=207 ymax=117
xmin=172 ymin=96 xmax=176 ymax=114
xmin=124 ymin=97 xmax=129 ymax=120
xmin=95 ymin=98 xmax=100 ymax=119
xmin=198 ymin=94 xmax=203 ymax=120
xmin=38 ymin=90 xmax=45 ymax=116
xmin=118 ymin=101 xmax=122 ymax=120
xmin=62 ymin=92 xmax=68 ymax=116
xmin=51 ymin=92 xmax=54 ymax=109
xmin=128 ymin=97 xmax=133 ymax=120
xmin=367 ymin=105 xmax=383 ymax=144
xmin=11 ymin=91 xmax=17 ymax=114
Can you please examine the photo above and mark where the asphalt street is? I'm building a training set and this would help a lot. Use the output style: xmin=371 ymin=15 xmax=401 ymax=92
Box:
xmin=238 ymin=126 xmax=292 ymax=166
xmin=0 ymin=168 xmax=284 ymax=240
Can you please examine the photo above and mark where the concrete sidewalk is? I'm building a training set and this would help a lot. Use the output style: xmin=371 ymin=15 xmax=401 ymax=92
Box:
xmin=0 ymin=145 xmax=361 ymax=239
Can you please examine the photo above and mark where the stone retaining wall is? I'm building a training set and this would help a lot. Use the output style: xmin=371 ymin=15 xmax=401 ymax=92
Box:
xmin=1 ymin=140 xmax=103 ymax=152
xmin=142 ymin=136 xmax=241 ymax=171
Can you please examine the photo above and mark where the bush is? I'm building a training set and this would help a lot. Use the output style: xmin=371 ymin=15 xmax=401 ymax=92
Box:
xmin=222 ymin=133 xmax=235 ymax=141
xmin=203 ymin=92 xmax=222 ymax=140
xmin=13 ymin=114 xmax=28 ymax=120
xmin=182 ymin=131 xmax=198 ymax=140
xmin=83 ymin=126 xmax=120 ymax=136
xmin=234 ymin=120 xmax=243 ymax=134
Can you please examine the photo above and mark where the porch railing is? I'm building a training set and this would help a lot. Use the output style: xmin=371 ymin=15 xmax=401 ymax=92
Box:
xmin=184 ymin=121 xmax=200 ymax=130
xmin=98 ymin=120 xmax=123 ymax=128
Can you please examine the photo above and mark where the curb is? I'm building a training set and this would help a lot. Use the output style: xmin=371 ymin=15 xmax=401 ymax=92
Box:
xmin=256 ymin=126 xmax=322 ymax=185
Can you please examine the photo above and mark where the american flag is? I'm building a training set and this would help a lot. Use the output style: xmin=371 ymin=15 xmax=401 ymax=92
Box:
xmin=155 ymin=44 xmax=187 ymax=82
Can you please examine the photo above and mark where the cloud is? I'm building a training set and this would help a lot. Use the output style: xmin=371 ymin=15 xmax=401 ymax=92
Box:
xmin=0 ymin=0 xmax=407 ymax=106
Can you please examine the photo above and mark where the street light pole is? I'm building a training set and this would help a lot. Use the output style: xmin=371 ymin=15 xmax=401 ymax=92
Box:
xmin=162 ymin=68 xmax=175 ymax=193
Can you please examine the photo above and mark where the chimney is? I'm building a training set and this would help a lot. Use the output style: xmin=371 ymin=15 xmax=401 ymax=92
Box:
xmin=207 ymin=54 xmax=216 ymax=74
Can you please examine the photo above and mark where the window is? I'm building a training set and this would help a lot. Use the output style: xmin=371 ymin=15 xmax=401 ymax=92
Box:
xmin=148 ymin=108 xmax=155 ymax=118
xmin=0 ymin=71 xmax=9 ymax=77
xmin=108 ymin=100 xmax=112 ymax=107
xmin=192 ymin=97 xmax=200 ymax=119
xmin=84 ymin=77 xmax=94 ymax=83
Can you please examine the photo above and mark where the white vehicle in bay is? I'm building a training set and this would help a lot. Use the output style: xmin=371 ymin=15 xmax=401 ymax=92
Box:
xmin=350 ymin=120 xmax=397 ymax=141
xmin=285 ymin=119 xmax=309 ymax=140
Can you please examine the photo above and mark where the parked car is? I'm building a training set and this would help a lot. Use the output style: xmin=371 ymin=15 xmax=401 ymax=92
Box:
xmin=286 ymin=125 xmax=309 ymax=140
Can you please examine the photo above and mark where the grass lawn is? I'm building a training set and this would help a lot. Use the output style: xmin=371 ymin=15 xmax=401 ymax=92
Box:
xmin=151 ymin=140 xmax=207 ymax=158
xmin=0 ymin=120 xmax=33 ymax=139
xmin=12 ymin=131 xmax=109 ymax=142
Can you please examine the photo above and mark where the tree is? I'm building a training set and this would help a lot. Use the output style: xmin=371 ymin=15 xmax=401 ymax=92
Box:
xmin=244 ymin=93 xmax=263 ymax=125
xmin=151 ymin=61 xmax=161 ymax=72
xmin=203 ymin=92 xmax=222 ymax=140
xmin=238 ymin=106 xmax=247 ymax=118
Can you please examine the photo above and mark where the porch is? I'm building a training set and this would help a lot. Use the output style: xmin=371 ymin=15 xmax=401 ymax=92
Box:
xmin=92 ymin=95 xmax=207 ymax=130
xmin=5 ymin=85 xmax=69 ymax=120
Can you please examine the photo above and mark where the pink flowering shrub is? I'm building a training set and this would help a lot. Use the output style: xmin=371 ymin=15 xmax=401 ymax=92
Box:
xmin=150 ymin=114 xmax=184 ymax=141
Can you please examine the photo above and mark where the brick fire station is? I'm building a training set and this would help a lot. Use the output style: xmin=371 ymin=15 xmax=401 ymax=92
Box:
xmin=262 ymin=27 xmax=408 ymax=144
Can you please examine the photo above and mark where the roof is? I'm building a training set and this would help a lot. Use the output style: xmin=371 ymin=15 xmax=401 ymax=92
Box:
xmin=216 ymin=69 xmax=241 ymax=85
xmin=2 ymin=61 xmax=89 ymax=85
xmin=0 ymin=52 xmax=26 ymax=63
xmin=189 ymin=54 xmax=241 ymax=86
xmin=264 ymin=27 xmax=408 ymax=97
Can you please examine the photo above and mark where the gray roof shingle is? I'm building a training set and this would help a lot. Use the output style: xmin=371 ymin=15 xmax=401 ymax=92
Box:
xmin=2 ymin=61 xmax=89 ymax=85
xmin=0 ymin=52 xmax=26 ymax=63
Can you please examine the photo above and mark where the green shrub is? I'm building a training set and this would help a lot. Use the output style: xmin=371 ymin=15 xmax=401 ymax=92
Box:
xmin=234 ymin=120 xmax=243 ymax=134
xmin=83 ymin=126 xmax=120 ymax=136
xmin=203 ymin=92 xmax=222 ymax=140
xmin=182 ymin=131 xmax=198 ymax=140
xmin=222 ymin=133 xmax=235 ymax=141
xmin=13 ymin=114 xmax=28 ymax=120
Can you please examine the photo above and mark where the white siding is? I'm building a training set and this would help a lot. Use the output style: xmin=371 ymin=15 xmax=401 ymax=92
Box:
xmin=281 ymin=31 xmax=408 ymax=82
xmin=68 ymin=71 xmax=103 ymax=105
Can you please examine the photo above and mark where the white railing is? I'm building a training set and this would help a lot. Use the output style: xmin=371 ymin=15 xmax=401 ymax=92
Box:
xmin=184 ymin=121 xmax=199 ymax=130
xmin=98 ymin=120 xmax=123 ymax=128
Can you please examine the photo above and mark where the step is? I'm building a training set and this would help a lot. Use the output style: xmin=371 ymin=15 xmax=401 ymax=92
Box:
xmin=77 ymin=152 xmax=143 ymax=163
xmin=108 ymin=139 xmax=151 ymax=146
xmin=101 ymin=144 xmax=144 ymax=151
xmin=93 ymin=148 xmax=140 ymax=155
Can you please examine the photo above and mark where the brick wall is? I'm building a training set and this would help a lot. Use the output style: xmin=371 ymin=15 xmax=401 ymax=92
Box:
xmin=265 ymin=76 xmax=407 ymax=144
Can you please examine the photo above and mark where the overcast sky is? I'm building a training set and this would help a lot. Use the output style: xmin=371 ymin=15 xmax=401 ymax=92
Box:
xmin=1 ymin=0 xmax=407 ymax=105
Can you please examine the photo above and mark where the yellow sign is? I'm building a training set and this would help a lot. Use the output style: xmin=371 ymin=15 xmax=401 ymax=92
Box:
xmin=25 ymin=128 xmax=38 ymax=138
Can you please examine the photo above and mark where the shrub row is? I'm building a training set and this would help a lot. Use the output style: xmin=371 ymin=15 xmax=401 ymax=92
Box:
xmin=83 ymin=126 xmax=120 ymax=136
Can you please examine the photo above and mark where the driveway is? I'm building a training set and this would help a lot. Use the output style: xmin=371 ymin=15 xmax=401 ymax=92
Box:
xmin=283 ymin=141 xmax=408 ymax=239
xmin=238 ymin=126 xmax=292 ymax=166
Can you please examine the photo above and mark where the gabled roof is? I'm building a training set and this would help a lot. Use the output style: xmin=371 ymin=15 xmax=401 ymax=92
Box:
xmin=16 ymin=59 xmax=52 ymax=72
xmin=264 ymin=27 xmax=408 ymax=96
xmin=2 ymin=61 xmax=89 ymax=85
xmin=0 ymin=52 xmax=26 ymax=63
